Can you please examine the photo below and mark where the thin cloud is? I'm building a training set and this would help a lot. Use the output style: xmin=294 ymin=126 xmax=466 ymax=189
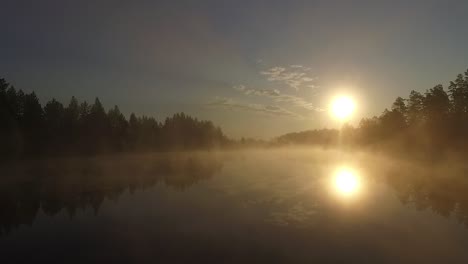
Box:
xmin=234 ymin=85 xmax=280 ymax=96
xmin=208 ymin=64 xmax=321 ymax=120
xmin=260 ymin=65 xmax=317 ymax=90
xmin=234 ymin=86 xmax=323 ymax=112
xmin=275 ymin=94 xmax=324 ymax=112
xmin=206 ymin=97 xmax=303 ymax=118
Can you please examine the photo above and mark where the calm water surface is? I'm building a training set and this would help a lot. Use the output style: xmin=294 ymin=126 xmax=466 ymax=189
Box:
xmin=1 ymin=149 xmax=468 ymax=263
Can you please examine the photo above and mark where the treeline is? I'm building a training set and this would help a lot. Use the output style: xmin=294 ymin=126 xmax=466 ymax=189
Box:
xmin=0 ymin=78 xmax=228 ymax=158
xmin=275 ymin=69 xmax=468 ymax=156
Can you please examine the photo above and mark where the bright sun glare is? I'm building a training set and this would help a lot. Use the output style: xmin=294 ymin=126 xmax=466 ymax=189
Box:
xmin=331 ymin=96 xmax=356 ymax=120
xmin=334 ymin=168 xmax=360 ymax=196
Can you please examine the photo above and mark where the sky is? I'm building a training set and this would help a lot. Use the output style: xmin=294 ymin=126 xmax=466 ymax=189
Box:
xmin=2 ymin=0 xmax=468 ymax=139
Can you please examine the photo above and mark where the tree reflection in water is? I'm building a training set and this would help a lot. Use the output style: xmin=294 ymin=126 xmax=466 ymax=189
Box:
xmin=0 ymin=153 xmax=223 ymax=236
xmin=384 ymin=161 xmax=468 ymax=227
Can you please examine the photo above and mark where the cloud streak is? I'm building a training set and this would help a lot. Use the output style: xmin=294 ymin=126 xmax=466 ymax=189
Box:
xmin=207 ymin=64 xmax=321 ymax=120
xmin=260 ymin=65 xmax=317 ymax=90
xmin=206 ymin=97 xmax=302 ymax=118
xmin=234 ymin=85 xmax=323 ymax=112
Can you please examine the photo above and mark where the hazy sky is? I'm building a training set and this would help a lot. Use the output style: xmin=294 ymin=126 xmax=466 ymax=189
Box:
xmin=2 ymin=0 xmax=468 ymax=138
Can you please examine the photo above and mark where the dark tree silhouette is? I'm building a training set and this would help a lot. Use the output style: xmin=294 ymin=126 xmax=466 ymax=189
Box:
xmin=44 ymin=99 xmax=65 ymax=153
xmin=0 ymin=78 xmax=229 ymax=159
xmin=108 ymin=105 xmax=128 ymax=151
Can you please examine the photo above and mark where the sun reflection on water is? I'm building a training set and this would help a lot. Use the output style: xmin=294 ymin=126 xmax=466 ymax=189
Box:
xmin=333 ymin=167 xmax=360 ymax=197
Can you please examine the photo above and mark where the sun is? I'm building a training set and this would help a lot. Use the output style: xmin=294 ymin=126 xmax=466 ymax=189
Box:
xmin=331 ymin=96 xmax=356 ymax=120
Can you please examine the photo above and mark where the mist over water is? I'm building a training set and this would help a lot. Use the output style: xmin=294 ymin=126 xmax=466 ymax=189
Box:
xmin=1 ymin=148 xmax=468 ymax=263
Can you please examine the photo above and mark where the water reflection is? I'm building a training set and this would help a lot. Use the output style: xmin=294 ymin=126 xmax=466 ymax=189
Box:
xmin=383 ymin=162 xmax=468 ymax=227
xmin=0 ymin=153 xmax=223 ymax=236
xmin=334 ymin=167 xmax=360 ymax=196
xmin=3 ymin=151 xmax=468 ymax=237
xmin=325 ymin=158 xmax=468 ymax=229
xmin=3 ymin=152 xmax=468 ymax=263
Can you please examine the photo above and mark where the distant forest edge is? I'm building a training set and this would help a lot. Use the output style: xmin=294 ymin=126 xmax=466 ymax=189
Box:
xmin=0 ymin=78 xmax=229 ymax=157
xmin=2 ymin=69 xmax=468 ymax=158
xmin=275 ymin=69 xmax=468 ymax=157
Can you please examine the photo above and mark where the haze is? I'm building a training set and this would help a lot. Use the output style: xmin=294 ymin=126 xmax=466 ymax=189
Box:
xmin=3 ymin=1 xmax=468 ymax=263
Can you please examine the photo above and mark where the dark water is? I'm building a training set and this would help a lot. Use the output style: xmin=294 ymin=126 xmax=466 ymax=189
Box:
xmin=2 ymin=150 xmax=468 ymax=263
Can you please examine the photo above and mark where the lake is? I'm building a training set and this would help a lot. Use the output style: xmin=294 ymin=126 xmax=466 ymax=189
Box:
xmin=1 ymin=149 xmax=468 ymax=263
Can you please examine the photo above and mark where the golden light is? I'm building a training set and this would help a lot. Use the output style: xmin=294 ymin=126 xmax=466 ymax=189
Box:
xmin=334 ymin=167 xmax=360 ymax=196
xmin=331 ymin=96 xmax=356 ymax=120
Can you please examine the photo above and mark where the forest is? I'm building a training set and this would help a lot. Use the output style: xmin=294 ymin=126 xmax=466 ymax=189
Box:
xmin=275 ymin=69 xmax=468 ymax=157
xmin=0 ymin=78 xmax=228 ymax=158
